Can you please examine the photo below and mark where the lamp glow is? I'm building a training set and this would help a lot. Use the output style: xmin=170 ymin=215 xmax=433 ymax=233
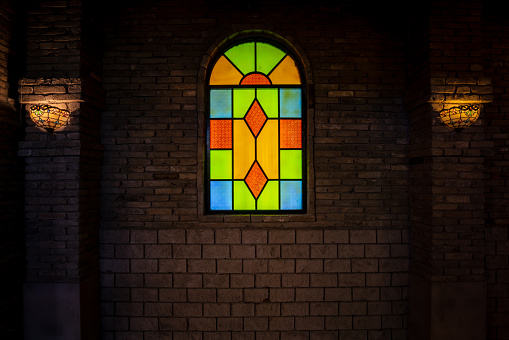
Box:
xmin=439 ymin=104 xmax=481 ymax=130
xmin=28 ymin=104 xmax=70 ymax=133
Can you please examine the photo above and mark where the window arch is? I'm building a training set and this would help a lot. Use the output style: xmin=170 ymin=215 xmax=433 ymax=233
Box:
xmin=206 ymin=39 xmax=306 ymax=214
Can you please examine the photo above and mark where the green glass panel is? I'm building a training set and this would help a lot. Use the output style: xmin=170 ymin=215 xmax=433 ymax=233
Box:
xmin=256 ymin=88 xmax=278 ymax=118
xmin=233 ymin=88 xmax=256 ymax=118
xmin=210 ymin=150 xmax=232 ymax=179
xmin=224 ymin=42 xmax=255 ymax=75
xmin=256 ymin=42 xmax=286 ymax=75
xmin=234 ymin=181 xmax=255 ymax=210
xmin=257 ymin=180 xmax=279 ymax=210
xmin=280 ymin=150 xmax=302 ymax=179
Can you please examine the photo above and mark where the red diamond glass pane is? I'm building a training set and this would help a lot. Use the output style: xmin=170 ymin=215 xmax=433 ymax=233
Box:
xmin=245 ymin=100 xmax=267 ymax=137
xmin=245 ymin=161 xmax=267 ymax=199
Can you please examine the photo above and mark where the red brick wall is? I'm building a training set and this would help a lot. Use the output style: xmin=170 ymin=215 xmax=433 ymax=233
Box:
xmin=100 ymin=2 xmax=410 ymax=339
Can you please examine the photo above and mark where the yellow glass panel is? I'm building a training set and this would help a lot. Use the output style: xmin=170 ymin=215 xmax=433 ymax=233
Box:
xmin=233 ymin=120 xmax=255 ymax=179
xmin=210 ymin=55 xmax=243 ymax=85
xmin=257 ymin=120 xmax=278 ymax=180
xmin=268 ymin=55 xmax=301 ymax=85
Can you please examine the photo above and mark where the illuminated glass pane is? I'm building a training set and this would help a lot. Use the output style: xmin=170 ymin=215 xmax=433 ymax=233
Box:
xmin=210 ymin=55 xmax=243 ymax=85
xmin=280 ymin=119 xmax=302 ymax=148
xmin=280 ymin=150 xmax=302 ymax=179
xmin=210 ymin=181 xmax=232 ymax=210
xmin=224 ymin=42 xmax=255 ymax=75
xmin=257 ymin=120 xmax=279 ymax=179
xmin=210 ymin=89 xmax=232 ymax=118
xmin=241 ymin=73 xmax=271 ymax=85
xmin=257 ymin=180 xmax=279 ymax=210
xmin=233 ymin=120 xmax=255 ymax=179
xmin=210 ymin=120 xmax=232 ymax=149
xmin=233 ymin=88 xmax=255 ymax=118
xmin=244 ymin=100 xmax=267 ymax=137
xmin=269 ymin=55 xmax=301 ymax=85
xmin=280 ymin=89 xmax=301 ymax=118
xmin=234 ymin=181 xmax=255 ymax=210
xmin=210 ymin=150 xmax=232 ymax=179
xmin=245 ymin=161 xmax=267 ymax=199
xmin=257 ymin=89 xmax=278 ymax=118
xmin=280 ymin=181 xmax=302 ymax=210
xmin=256 ymin=42 xmax=286 ymax=75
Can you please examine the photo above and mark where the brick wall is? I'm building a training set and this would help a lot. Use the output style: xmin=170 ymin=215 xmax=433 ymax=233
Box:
xmin=100 ymin=2 xmax=410 ymax=339
xmin=25 ymin=0 xmax=81 ymax=78
xmin=0 ymin=0 xmax=24 ymax=338
xmin=101 ymin=228 xmax=409 ymax=339
xmin=6 ymin=1 xmax=507 ymax=339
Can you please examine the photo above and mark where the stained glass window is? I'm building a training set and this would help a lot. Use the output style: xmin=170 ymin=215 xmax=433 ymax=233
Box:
xmin=207 ymin=40 xmax=305 ymax=213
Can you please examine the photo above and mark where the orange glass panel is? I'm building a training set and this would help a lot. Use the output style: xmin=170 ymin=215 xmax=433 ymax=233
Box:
xmin=210 ymin=55 xmax=243 ymax=85
xmin=240 ymin=73 xmax=271 ymax=85
xmin=245 ymin=161 xmax=267 ymax=199
xmin=257 ymin=120 xmax=279 ymax=179
xmin=268 ymin=55 xmax=301 ymax=85
xmin=210 ymin=120 xmax=232 ymax=149
xmin=233 ymin=120 xmax=255 ymax=179
xmin=280 ymin=119 xmax=302 ymax=148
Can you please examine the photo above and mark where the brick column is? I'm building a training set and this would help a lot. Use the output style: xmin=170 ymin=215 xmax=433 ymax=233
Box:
xmin=407 ymin=2 xmax=492 ymax=340
xmin=18 ymin=1 xmax=103 ymax=339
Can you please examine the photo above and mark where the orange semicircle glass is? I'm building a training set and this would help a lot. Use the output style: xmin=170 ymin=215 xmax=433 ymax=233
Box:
xmin=240 ymin=73 xmax=271 ymax=85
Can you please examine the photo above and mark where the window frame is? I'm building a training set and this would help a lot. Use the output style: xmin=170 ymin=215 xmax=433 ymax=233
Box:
xmin=204 ymin=37 xmax=308 ymax=215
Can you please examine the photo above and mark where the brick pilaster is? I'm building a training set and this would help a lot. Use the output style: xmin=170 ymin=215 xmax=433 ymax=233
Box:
xmin=407 ymin=2 xmax=492 ymax=340
xmin=18 ymin=1 xmax=103 ymax=339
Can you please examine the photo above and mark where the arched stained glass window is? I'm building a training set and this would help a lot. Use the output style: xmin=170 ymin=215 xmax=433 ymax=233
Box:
xmin=206 ymin=40 xmax=305 ymax=213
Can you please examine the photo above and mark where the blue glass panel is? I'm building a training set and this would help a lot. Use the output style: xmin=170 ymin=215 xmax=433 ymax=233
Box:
xmin=210 ymin=181 xmax=232 ymax=210
xmin=280 ymin=181 xmax=302 ymax=210
xmin=210 ymin=89 xmax=232 ymax=118
xmin=280 ymin=88 xmax=301 ymax=118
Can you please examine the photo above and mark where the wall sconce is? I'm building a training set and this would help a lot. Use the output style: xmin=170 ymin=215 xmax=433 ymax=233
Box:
xmin=439 ymin=104 xmax=482 ymax=131
xmin=28 ymin=104 xmax=70 ymax=133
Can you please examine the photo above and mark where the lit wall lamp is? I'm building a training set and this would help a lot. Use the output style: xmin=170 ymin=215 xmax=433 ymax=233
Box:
xmin=20 ymin=78 xmax=82 ymax=134
xmin=28 ymin=104 xmax=70 ymax=133
xmin=438 ymin=104 xmax=482 ymax=131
